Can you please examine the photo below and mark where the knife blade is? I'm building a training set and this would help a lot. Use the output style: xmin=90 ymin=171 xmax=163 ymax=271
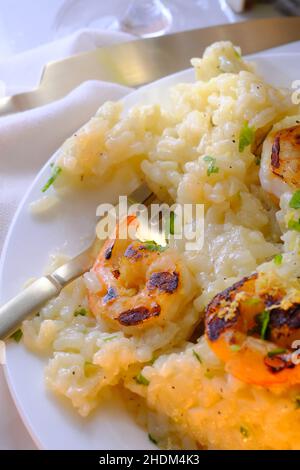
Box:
xmin=1 ymin=17 xmax=300 ymax=117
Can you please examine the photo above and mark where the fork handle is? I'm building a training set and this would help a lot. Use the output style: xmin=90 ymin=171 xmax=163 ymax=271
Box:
xmin=0 ymin=276 xmax=62 ymax=340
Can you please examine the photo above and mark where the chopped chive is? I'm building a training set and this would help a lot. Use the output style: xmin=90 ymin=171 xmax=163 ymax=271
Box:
xmin=234 ymin=48 xmax=241 ymax=59
xmin=240 ymin=426 xmax=249 ymax=438
xmin=230 ymin=344 xmax=241 ymax=352
xmin=134 ymin=373 xmax=150 ymax=386
xmin=169 ymin=211 xmax=175 ymax=236
xmin=259 ymin=310 xmax=270 ymax=340
xmin=74 ymin=307 xmax=88 ymax=317
xmin=267 ymin=348 xmax=286 ymax=358
xmin=10 ymin=329 xmax=23 ymax=343
xmin=288 ymin=218 xmax=300 ymax=232
xmin=289 ymin=190 xmax=300 ymax=209
xmin=84 ymin=362 xmax=99 ymax=377
xmin=244 ymin=297 xmax=261 ymax=306
xmin=273 ymin=254 xmax=283 ymax=266
xmin=203 ymin=155 xmax=219 ymax=177
xmin=239 ymin=121 xmax=255 ymax=152
xmin=193 ymin=350 xmax=202 ymax=364
xmin=103 ymin=335 xmax=118 ymax=342
xmin=149 ymin=356 xmax=157 ymax=366
xmin=142 ymin=241 xmax=166 ymax=253
xmin=42 ymin=165 xmax=62 ymax=193
xmin=148 ymin=433 xmax=158 ymax=445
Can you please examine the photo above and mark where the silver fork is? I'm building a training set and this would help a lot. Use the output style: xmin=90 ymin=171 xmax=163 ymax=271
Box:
xmin=0 ymin=183 xmax=154 ymax=340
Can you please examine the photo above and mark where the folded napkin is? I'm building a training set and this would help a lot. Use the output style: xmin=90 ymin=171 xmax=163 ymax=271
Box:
xmin=0 ymin=28 xmax=134 ymax=96
xmin=0 ymin=29 xmax=134 ymax=254
xmin=0 ymin=28 xmax=134 ymax=451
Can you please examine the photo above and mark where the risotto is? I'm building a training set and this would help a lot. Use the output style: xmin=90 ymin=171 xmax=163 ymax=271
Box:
xmin=22 ymin=41 xmax=300 ymax=449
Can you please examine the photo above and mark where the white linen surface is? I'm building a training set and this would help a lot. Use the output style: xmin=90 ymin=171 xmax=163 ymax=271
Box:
xmin=0 ymin=29 xmax=133 ymax=254
xmin=0 ymin=26 xmax=299 ymax=450
xmin=0 ymin=28 xmax=133 ymax=451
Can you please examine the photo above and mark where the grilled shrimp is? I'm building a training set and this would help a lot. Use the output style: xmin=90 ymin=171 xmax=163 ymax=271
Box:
xmin=88 ymin=216 xmax=196 ymax=334
xmin=205 ymin=271 xmax=300 ymax=387
xmin=260 ymin=115 xmax=300 ymax=199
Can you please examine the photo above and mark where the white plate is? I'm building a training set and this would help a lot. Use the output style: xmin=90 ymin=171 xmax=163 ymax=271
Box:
xmin=1 ymin=53 xmax=299 ymax=450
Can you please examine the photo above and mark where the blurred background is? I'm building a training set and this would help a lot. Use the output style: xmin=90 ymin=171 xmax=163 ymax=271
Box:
xmin=0 ymin=0 xmax=299 ymax=59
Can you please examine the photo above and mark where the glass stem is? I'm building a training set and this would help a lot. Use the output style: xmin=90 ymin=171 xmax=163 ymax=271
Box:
xmin=120 ymin=0 xmax=172 ymax=38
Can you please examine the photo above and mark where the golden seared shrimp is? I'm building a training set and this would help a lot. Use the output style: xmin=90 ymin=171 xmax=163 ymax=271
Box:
xmin=205 ymin=272 xmax=300 ymax=387
xmin=260 ymin=115 xmax=300 ymax=199
xmin=88 ymin=216 xmax=196 ymax=334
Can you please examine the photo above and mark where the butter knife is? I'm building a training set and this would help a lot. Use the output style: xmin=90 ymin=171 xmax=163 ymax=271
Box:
xmin=1 ymin=17 xmax=300 ymax=117
xmin=0 ymin=183 xmax=154 ymax=340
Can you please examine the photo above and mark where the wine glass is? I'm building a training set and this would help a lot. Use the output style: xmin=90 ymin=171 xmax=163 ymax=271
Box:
xmin=119 ymin=0 xmax=172 ymax=37
xmin=54 ymin=0 xmax=173 ymax=39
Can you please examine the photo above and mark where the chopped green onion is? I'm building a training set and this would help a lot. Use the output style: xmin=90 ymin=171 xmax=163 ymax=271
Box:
xmin=103 ymin=335 xmax=118 ymax=342
xmin=134 ymin=373 xmax=150 ymax=386
xmin=230 ymin=344 xmax=241 ymax=352
xmin=244 ymin=297 xmax=261 ymax=306
xmin=74 ymin=307 xmax=87 ymax=317
xmin=193 ymin=350 xmax=202 ymax=364
xmin=258 ymin=310 xmax=270 ymax=340
xmin=142 ymin=241 xmax=166 ymax=253
xmin=289 ymin=190 xmax=300 ymax=209
xmin=239 ymin=121 xmax=255 ymax=152
xmin=168 ymin=211 xmax=175 ymax=236
xmin=234 ymin=48 xmax=241 ymax=59
xmin=10 ymin=329 xmax=23 ymax=343
xmin=203 ymin=155 xmax=219 ymax=177
xmin=273 ymin=254 xmax=283 ymax=266
xmin=84 ymin=362 xmax=99 ymax=377
xmin=149 ymin=356 xmax=157 ymax=366
xmin=267 ymin=348 xmax=286 ymax=358
xmin=288 ymin=218 xmax=300 ymax=232
xmin=148 ymin=434 xmax=158 ymax=445
xmin=42 ymin=165 xmax=62 ymax=193
xmin=240 ymin=426 xmax=249 ymax=438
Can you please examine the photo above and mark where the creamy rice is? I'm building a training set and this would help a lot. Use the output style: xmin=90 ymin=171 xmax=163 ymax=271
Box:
xmin=22 ymin=41 xmax=300 ymax=448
